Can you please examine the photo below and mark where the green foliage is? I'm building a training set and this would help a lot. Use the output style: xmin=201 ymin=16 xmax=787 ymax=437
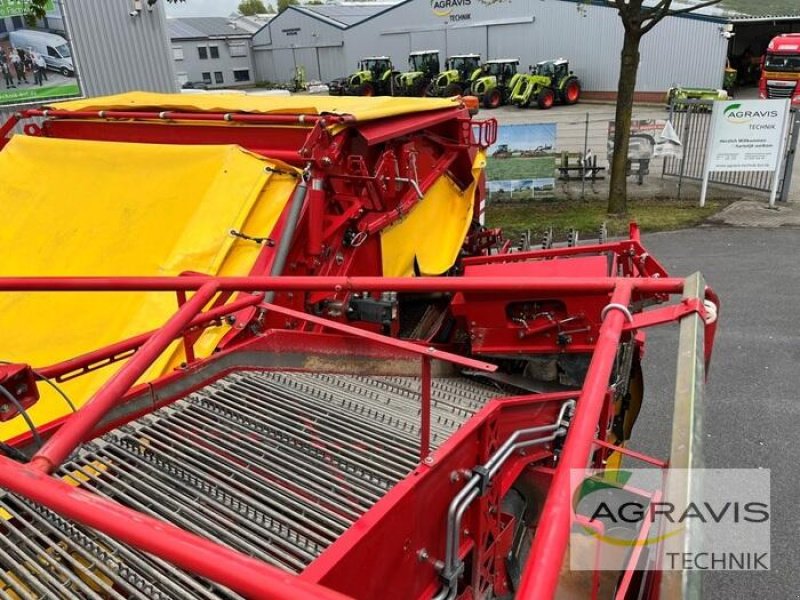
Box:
xmin=278 ymin=0 xmax=299 ymax=12
xmin=238 ymin=0 xmax=267 ymax=15
xmin=719 ymin=0 xmax=799 ymax=15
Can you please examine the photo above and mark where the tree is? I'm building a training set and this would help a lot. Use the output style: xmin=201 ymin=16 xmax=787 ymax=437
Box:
xmin=264 ymin=4 xmax=277 ymax=14
xmin=606 ymin=0 xmax=722 ymax=215
xmin=238 ymin=0 xmax=267 ymax=15
xmin=277 ymin=0 xmax=299 ymax=12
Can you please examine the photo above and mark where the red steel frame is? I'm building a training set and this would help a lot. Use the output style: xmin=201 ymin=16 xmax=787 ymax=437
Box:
xmin=0 ymin=270 xmax=716 ymax=600
xmin=0 ymin=104 xmax=718 ymax=599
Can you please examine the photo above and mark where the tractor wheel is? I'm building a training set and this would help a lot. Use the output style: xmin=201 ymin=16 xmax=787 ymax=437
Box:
xmin=484 ymin=89 xmax=502 ymax=109
xmin=360 ymin=82 xmax=375 ymax=97
xmin=563 ymin=79 xmax=581 ymax=105
xmin=444 ymin=83 xmax=463 ymax=97
xmin=537 ymin=88 xmax=555 ymax=109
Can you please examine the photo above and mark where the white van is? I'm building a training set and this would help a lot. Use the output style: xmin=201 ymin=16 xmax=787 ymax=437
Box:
xmin=8 ymin=29 xmax=74 ymax=77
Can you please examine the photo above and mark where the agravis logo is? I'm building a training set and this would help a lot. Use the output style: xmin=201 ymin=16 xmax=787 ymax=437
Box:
xmin=724 ymin=103 xmax=780 ymax=124
xmin=430 ymin=0 xmax=470 ymax=16
xmin=569 ymin=468 xmax=771 ymax=572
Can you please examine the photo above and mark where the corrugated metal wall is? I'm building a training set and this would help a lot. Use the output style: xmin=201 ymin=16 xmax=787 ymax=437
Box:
xmin=260 ymin=0 xmax=729 ymax=92
xmin=2 ymin=0 xmax=176 ymax=125
xmin=65 ymin=0 xmax=176 ymax=97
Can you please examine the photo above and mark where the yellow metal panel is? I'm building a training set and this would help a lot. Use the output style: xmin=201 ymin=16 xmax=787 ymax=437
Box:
xmin=0 ymin=136 xmax=295 ymax=441
xmin=48 ymin=91 xmax=461 ymax=123
xmin=380 ymin=152 xmax=485 ymax=278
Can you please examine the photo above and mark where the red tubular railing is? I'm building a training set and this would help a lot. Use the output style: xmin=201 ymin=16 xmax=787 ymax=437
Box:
xmin=517 ymin=282 xmax=634 ymax=598
xmin=29 ymin=283 xmax=220 ymax=473
xmin=0 ymin=454 xmax=351 ymax=600
xmin=0 ymin=275 xmax=685 ymax=294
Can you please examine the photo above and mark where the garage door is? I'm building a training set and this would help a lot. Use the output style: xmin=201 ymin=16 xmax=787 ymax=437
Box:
xmin=318 ymin=46 xmax=345 ymax=82
xmin=272 ymin=49 xmax=296 ymax=84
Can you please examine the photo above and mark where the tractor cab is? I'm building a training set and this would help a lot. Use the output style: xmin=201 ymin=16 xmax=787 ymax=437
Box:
xmin=430 ymin=54 xmax=482 ymax=97
xmin=396 ymin=51 xmax=440 ymax=96
xmin=408 ymin=51 xmax=441 ymax=76
xmin=346 ymin=56 xmax=394 ymax=96
xmin=446 ymin=54 xmax=481 ymax=80
xmin=360 ymin=57 xmax=393 ymax=77
xmin=472 ymin=59 xmax=521 ymax=109
xmin=533 ymin=59 xmax=571 ymax=81
xmin=483 ymin=59 xmax=520 ymax=85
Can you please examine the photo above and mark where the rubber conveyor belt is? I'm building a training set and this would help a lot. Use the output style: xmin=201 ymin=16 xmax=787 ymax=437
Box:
xmin=0 ymin=371 xmax=502 ymax=599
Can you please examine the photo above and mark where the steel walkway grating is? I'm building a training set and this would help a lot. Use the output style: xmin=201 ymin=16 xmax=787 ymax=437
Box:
xmin=0 ymin=371 xmax=501 ymax=599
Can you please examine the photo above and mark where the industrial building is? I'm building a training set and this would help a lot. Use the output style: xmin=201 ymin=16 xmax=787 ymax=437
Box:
xmin=168 ymin=17 xmax=256 ymax=89
xmin=252 ymin=0 xmax=800 ymax=99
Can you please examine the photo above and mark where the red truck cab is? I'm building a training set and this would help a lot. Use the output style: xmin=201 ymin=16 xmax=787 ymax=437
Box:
xmin=759 ymin=33 xmax=800 ymax=105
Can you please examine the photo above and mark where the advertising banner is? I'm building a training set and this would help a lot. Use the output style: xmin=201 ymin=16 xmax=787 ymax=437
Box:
xmin=0 ymin=1 xmax=81 ymax=107
xmin=700 ymin=99 xmax=791 ymax=207
xmin=486 ymin=123 xmax=557 ymax=201
xmin=705 ymin=100 xmax=790 ymax=172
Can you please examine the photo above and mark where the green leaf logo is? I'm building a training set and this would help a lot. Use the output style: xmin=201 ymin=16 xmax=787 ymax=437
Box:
xmin=724 ymin=103 xmax=742 ymax=116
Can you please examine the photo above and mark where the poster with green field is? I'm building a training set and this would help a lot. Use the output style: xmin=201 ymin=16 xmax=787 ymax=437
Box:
xmin=486 ymin=123 xmax=557 ymax=201
xmin=0 ymin=0 xmax=82 ymax=107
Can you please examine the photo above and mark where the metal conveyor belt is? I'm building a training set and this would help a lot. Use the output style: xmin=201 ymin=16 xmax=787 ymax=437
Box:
xmin=0 ymin=371 xmax=501 ymax=599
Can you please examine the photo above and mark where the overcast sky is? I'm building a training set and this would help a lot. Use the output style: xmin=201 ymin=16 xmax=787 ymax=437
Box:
xmin=164 ymin=0 xmax=254 ymax=17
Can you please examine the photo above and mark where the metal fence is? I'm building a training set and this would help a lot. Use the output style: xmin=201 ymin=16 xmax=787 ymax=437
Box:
xmin=663 ymin=99 xmax=800 ymax=201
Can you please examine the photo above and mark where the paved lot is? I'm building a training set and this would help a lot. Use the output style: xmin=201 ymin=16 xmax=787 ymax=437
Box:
xmin=636 ymin=227 xmax=799 ymax=598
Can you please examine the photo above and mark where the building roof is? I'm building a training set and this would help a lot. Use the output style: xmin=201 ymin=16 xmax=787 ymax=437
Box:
xmin=291 ymin=3 xmax=398 ymax=28
xmin=167 ymin=17 xmax=252 ymax=40
xmin=227 ymin=13 xmax=275 ymax=34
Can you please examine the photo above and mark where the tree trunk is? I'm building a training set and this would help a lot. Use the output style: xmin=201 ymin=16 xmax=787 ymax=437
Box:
xmin=607 ymin=32 xmax=642 ymax=215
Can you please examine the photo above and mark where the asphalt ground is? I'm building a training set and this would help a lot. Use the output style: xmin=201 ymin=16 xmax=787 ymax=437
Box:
xmin=636 ymin=227 xmax=799 ymax=598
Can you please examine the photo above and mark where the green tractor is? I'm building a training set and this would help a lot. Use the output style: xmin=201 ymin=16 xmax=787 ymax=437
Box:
xmin=329 ymin=56 xmax=395 ymax=97
xmin=428 ymin=54 xmax=482 ymax=97
xmin=509 ymin=58 xmax=582 ymax=109
xmin=471 ymin=59 xmax=521 ymax=109
xmin=394 ymin=50 xmax=440 ymax=97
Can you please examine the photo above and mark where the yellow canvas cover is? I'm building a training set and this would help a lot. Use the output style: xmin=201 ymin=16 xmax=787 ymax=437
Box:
xmin=49 ymin=91 xmax=460 ymax=123
xmin=381 ymin=152 xmax=485 ymax=277
xmin=0 ymin=135 xmax=297 ymax=440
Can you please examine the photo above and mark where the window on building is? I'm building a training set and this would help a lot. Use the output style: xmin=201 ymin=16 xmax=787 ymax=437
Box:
xmin=230 ymin=43 xmax=247 ymax=58
xmin=198 ymin=46 xmax=208 ymax=60
xmin=210 ymin=46 xmax=220 ymax=59
xmin=214 ymin=71 xmax=224 ymax=84
xmin=201 ymin=72 xmax=212 ymax=84
xmin=233 ymin=69 xmax=251 ymax=82
xmin=177 ymin=73 xmax=189 ymax=86
xmin=11 ymin=16 xmax=23 ymax=29
xmin=172 ymin=46 xmax=184 ymax=61
xmin=0 ymin=20 xmax=7 ymax=34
